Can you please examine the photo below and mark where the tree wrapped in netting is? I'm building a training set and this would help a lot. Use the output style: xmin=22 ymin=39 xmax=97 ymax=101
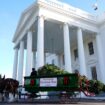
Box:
xmin=37 ymin=64 xmax=69 ymax=76
xmin=37 ymin=64 xmax=105 ymax=95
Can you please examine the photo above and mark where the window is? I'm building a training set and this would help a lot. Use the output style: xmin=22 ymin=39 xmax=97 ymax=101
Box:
xmin=88 ymin=42 xmax=94 ymax=55
xmin=91 ymin=66 xmax=97 ymax=80
xmin=52 ymin=59 xmax=55 ymax=65
xmin=62 ymin=55 xmax=65 ymax=65
xmin=74 ymin=49 xmax=78 ymax=60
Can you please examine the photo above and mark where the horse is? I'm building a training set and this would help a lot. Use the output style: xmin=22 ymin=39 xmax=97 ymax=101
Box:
xmin=0 ymin=77 xmax=19 ymax=102
xmin=0 ymin=77 xmax=5 ymax=101
xmin=4 ymin=78 xmax=19 ymax=97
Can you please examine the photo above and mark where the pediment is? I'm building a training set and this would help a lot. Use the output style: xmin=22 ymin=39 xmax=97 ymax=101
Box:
xmin=13 ymin=3 xmax=37 ymax=42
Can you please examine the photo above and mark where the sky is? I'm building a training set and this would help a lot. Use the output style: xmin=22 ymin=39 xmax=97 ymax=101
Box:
xmin=0 ymin=0 xmax=105 ymax=78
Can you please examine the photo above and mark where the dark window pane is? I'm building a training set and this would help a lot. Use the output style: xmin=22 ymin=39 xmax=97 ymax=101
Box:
xmin=74 ymin=49 xmax=78 ymax=60
xmin=88 ymin=42 xmax=94 ymax=55
xmin=52 ymin=59 xmax=54 ymax=64
xmin=91 ymin=66 xmax=97 ymax=80
xmin=62 ymin=55 xmax=65 ymax=65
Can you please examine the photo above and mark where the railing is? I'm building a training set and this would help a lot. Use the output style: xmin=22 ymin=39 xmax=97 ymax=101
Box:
xmin=38 ymin=0 xmax=96 ymax=21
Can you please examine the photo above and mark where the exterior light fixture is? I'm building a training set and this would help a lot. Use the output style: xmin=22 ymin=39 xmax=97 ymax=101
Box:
xmin=93 ymin=0 xmax=98 ymax=10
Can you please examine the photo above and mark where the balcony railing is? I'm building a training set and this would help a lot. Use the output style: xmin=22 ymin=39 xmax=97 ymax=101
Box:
xmin=38 ymin=0 xmax=96 ymax=21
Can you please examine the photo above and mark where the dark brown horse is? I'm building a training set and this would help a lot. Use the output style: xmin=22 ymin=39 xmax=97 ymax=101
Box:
xmin=4 ymin=78 xmax=19 ymax=96
xmin=0 ymin=77 xmax=5 ymax=94
xmin=0 ymin=77 xmax=19 ymax=101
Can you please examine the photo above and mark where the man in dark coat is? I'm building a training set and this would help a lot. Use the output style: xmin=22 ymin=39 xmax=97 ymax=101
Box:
xmin=30 ymin=68 xmax=37 ymax=98
xmin=30 ymin=68 xmax=37 ymax=77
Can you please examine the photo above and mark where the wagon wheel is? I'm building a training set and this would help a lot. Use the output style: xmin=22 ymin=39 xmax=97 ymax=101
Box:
xmin=59 ymin=91 xmax=81 ymax=103
xmin=68 ymin=91 xmax=81 ymax=103
xmin=59 ymin=92 xmax=70 ymax=104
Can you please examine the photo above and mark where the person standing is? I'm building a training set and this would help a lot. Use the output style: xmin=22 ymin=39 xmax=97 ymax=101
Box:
xmin=30 ymin=68 xmax=37 ymax=77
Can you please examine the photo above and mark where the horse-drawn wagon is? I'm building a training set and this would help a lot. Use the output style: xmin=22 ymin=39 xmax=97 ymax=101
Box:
xmin=24 ymin=73 xmax=94 ymax=103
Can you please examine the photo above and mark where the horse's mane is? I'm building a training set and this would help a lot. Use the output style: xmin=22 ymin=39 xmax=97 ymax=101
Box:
xmin=5 ymin=78 xmax=19 ymax=83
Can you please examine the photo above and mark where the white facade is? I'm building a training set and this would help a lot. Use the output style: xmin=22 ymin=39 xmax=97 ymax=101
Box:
xmin=12 ymin=0 xmax=105 ymax=85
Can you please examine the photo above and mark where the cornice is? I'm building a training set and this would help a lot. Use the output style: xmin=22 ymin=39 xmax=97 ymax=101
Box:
xmin=97 ymin=13 xmax=105 ymax=27
xmin=38 ymin=1 xmax=98 ymax=32
xmin=38 ymin=0 xmax=97 ymax=24
xmin=13 ymin=0 xmax=99 ymax=43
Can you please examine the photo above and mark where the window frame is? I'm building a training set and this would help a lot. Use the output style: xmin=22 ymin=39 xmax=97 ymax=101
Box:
xmin=52 ymin=59 xmax=55 ymax=65
xmin=62 ymin=54 xmax=65 ymax=65
xmin=74 ymin=49 xmax=78 ymax=60
xmin=88 ymin=42 xmax=94 ymax=55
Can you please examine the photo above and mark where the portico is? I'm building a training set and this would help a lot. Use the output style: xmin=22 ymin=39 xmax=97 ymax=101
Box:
xmin=12 ymin=0 xmax=105 ymax=85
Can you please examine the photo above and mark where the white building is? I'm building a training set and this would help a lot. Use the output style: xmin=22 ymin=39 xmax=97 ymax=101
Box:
xmin=12 ymin=0 xmax=105 ymax=85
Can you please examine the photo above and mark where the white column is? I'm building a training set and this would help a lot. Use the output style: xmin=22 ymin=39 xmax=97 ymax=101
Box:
xmin=18 ymin=41 xmax=24 ymax=85
xmin=36 ymin=16 xmax=44 ymax=69
xmin=12 ymin=48 xmax=18 ymax=80
xmin=32 ymin=51 xmax=36 ymax=69
xmin=77 ymin=28 xmax=87 ymax=76
xmin=63 ymin=23 xmax=72 ymax=73
xmin=96 ymin=33 xmax=105 ymax=83
xmin=25 ymin=31 xmax=32 ymax=76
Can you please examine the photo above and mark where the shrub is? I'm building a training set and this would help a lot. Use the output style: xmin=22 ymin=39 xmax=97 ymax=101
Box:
xmin=88 ymin=80 xmax=104 ymax=94
xmin=102 ymin=85 xmax=105 ymax=92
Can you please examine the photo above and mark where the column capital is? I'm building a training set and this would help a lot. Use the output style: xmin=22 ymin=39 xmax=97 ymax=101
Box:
xmin=26 ymin=28 xmax=33 ymax=33
xmin=63 ymin=22 xmax=74 ymax=28
xmin=96 ymin=32 xmax=100 ymax=35
xmin=77 ymin=27 xmax=89 ymax=32
xmin=27 ymin=30 xmax=33 ymax=34
xmin=77 ymin=27 xmax=82 ymax=30
xmin=37 ymin=15 xmax=45 ymax=20
xmin=63 ymin=23 xmax=69 ymax=30
xmin=19 ymin=40 xmax=24 ymax=47
xmin=63 ymin=22 xmax=73 ymax=27
xmin=63 ymin=22 xmax=68 ymax=25
xmin=14 ymin=47 xmax=19 ymax=50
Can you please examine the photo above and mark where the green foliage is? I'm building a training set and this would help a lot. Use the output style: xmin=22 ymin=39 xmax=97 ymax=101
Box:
xmin=102 ymin=85 xmax=105 ymax=92
xmin=37 ymin=64 xmax=69 ymax=76
xmin=88 ymin=80 xmax=104 ymax=94
xmin=78 ymin=75 xmax=105 ymax=94
xmin=37 ymin=64 xmax=105 ymax=95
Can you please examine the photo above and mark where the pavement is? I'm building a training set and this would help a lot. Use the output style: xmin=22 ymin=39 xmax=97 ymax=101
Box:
xmin=0 ymin=92 xmax=105 ymax=104
xmin=0 ymin=102 xmax=105 ymax=105
xmin=0 ymin=98 xmax=105 ymax=104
